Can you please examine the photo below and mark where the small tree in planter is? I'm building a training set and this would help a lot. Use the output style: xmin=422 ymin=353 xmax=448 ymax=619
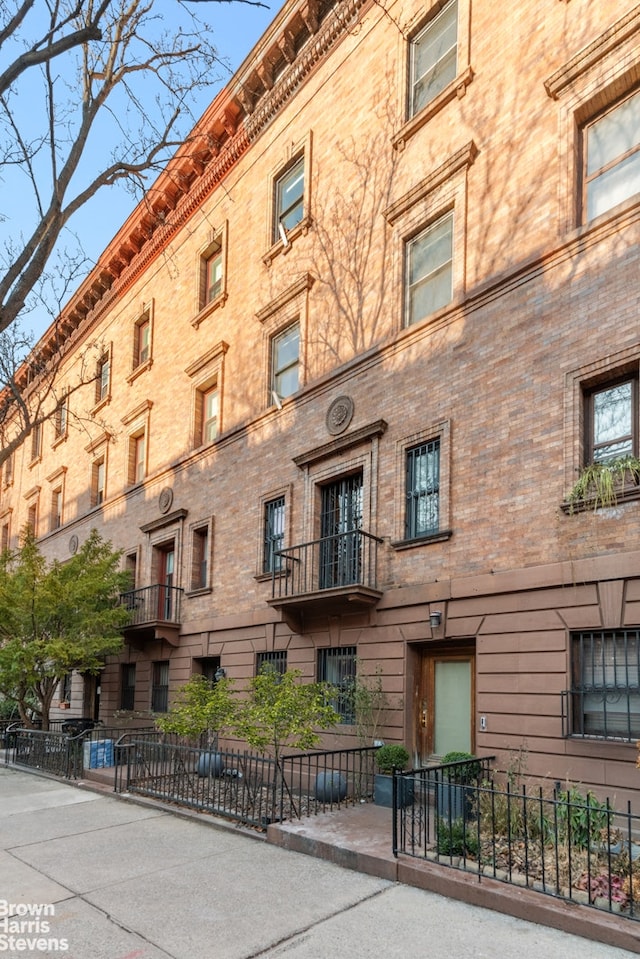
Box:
xmin=374 ymin=743 xmax=413 ymax=807
xmin=235 ymin=666 xmax=340 ymax=822
xmin=156 ymin=674 xmax=237 ymax=775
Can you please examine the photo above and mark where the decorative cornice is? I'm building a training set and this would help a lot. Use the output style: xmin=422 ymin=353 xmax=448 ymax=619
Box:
xmin=383 ymin=141 xmax=478 ymax=225
xmin=544 ymin=4 xmax=640 ymax=100
xmin=293 ymin=419 xmax=387 ymax=468
xmin=255 ymin=274 xmax=316 ymax=323
xmin=23 ymin=0 xmax=373 ymax=375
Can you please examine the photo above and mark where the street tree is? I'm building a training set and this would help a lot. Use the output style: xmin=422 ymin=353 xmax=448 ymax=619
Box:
xmin=155 ymin=673 xmax=237 ymax=745
xmin=0 ymin=527 xmax=130 ymax=728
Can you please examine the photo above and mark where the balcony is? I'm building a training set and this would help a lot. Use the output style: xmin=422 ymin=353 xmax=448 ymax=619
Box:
xmin=120 ymin=584 xmax=183 ymax=647
xmin=267 ymin=529 xmax=383 ymax=631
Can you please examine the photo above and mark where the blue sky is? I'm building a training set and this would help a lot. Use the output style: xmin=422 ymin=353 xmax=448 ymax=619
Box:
xmin=3 ymin=0 xmax=287 ymax=343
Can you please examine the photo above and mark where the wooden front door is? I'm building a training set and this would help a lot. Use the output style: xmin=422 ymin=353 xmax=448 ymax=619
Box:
xmin=416 ymin=644 xmax=475 ymax=763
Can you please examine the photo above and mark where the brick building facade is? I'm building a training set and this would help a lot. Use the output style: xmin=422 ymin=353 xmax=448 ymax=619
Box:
xmin=3 ymin=0 xmax=640 ymax=800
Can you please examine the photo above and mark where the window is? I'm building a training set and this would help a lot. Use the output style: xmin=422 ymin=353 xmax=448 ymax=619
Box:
xmin=570 ymin=630 xmax=640 ymax=741
xmin=272 ymin=323 xmax=300 ymax=401
xmin=151 ymin=660 xmax=169 ymax=713
xmin=318 ymin=646 xmax=356 ymax=723
xmin=92 ymin=457 xmax=106 ymax=506
xmin=410 ymin=0 xmax=458 ymax=117
xmin=405 ymin=439 xmax=440 ymax=538
xmin=55 ymin=396 xmax=68 ymax=439
xmin=257 ymin=650 xmax=287 ymax=675
xmin=205 ymin=240 xmax=223 ymax=303
xmin=1 ymin=522 xmax=9 ymax=552
xmin=30 ymin=422 xmax=41 ymax=462
xmin=263 ymin=496 xmax=285 ymax=573
xmin=27 ymin=501 xmax=37 ymax=537
xmin=4 ymin=454 xmax=13 ymax=486
xmin=199 ymin=385 xmax=218 ymax=446
xmin=196 ymin=656 xmax=221 ymax=685
xmin=191 ymin=525 xmax=209 ymax=591
xmin=50 ymin=487 xmax=63 ymax=531
xmin=583 ymin=87 xmax=640 ymax=223
xmin=129 ymin=432 xmax=146 ymax=485
xmin=96 ymin=353 xmax=111 ymax=404
xmin=585 ymin=376 xmax=637 ymax=464
xmin=134 ymin=314 xmax=151 ymax=369
xmin=274 ymin=156 xmax=304 ymax=242
xmin=60 ymin=673 xmax=72 ymax=703
xmin=120 ymin=664 xmax=136 ymax=711
xmin=406 ymin=212 xmax=453 ymax=325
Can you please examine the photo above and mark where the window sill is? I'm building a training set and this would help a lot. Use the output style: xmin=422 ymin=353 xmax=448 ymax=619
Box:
xmin=560 ymin=484 xmax=640 ymax=514
xmin=52 ymin=433 xmax=68 ymax=450
xmin=28 ymin=456 xmax=41 ymax=469
xmin=192 ymin=292 xmax=228 ymax=329
xmin=391 ymin=530 xmax=452 ymax=550
xmin=392 ymin=67 xmax=474 ymax=152
xmin=263 ymin=215 xmax=313 ymax=267
xmin=127 ymin=358 xmax=153 ymax=385
xmin=186 ymin=586 xmax=212 ymax=598
xmin=255 ymin=570 xmax=287 ymax=583
xmin=91 ymin=395 xmax=111 ymax=417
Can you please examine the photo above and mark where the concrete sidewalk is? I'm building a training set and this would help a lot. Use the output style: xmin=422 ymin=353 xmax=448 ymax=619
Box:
xmin=1 ymin=766 xmax=639 ymax=959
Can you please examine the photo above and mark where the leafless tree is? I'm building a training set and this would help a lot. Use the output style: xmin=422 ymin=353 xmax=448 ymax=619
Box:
xmin=0 ymin=0 xmax=265 ymax=337
xmin=0 ymin=0 xmax=264 ymax=467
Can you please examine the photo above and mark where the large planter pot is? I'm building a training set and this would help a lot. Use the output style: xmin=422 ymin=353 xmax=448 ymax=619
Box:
xmin=436 ymin=781 xmax=474 ymax=821
xmin=374 ymin=773 xmax=414 ymax=808
xmin=197 ymin=751 xmax=224 ymax=778
xmin=315 ymin=770 xmax=347 ymax=803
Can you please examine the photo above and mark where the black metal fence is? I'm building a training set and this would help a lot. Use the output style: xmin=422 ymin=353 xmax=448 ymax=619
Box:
xmin=120 ymin=584 xmax=183 ymax=624
xmin=4 ymin=728 xmax=86 ymax=778
xmin=272 ymin=529 xmax=382 ymax=598
xmin=114 ymin=736 xmax=377 ymax=829
xmin=394 ymin=758 xmax=640 ymax=921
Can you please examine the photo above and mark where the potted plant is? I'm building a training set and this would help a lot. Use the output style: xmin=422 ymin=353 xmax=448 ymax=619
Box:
xmin=374 ymin=743 xmax=413 ymax=808
xmin=437 ymin=750 xmax=482 ymax=821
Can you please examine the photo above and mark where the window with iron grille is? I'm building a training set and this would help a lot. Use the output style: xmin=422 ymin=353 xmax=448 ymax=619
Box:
xmin=405 ymin=439 xmax=440 ymax=539
xmin=570 ymin=630 xmax=640 ymax=741
xmin=263 ymin=496 xmax=285 ymax=573
xmin=410 ymin=0 xmax=458 ymax=118
xmin=196 ymin=657 xmax=221 ymax=685
xmin=151 ymin=660 xmax=169 ymax=713
xmin=318 ymin=646 xmax=356 ymax=723
xmin=120 ymin=664 xmax=136 ymax=711
xmin=257 ymin=650 xmax=288 ymax=675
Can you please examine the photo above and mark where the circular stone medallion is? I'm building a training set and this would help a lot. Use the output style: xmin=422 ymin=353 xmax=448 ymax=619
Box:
xmin=326 ymin=395 xmax=354 ymax=435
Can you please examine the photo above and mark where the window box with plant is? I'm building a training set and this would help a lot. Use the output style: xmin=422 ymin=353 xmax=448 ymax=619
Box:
xmin=567 ymin=455 xmax=640 ymax=512
xmin=374 ymin=743 xmax=413 ymax=808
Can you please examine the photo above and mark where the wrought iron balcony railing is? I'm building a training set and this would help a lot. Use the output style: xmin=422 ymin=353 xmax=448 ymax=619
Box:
xmin=120 ymin=584 xmax=183 ymax=626
xmin=271 ymin=528 xmax=382 ymax=601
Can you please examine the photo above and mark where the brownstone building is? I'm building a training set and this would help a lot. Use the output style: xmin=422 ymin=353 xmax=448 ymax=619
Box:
xmin=3 ymin=0 xmax=640 ymax=801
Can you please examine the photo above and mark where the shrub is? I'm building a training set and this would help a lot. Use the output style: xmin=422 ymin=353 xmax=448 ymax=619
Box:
xmin=436 ymin=817 xmax=479 ymax=858
xmin=375 ymin=744 xmax=410 ymax=774
xmin=555 ymin=785 xmax=610 ymax=851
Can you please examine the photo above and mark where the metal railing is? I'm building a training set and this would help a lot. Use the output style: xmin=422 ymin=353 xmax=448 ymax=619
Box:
xmin=394 ymin=759 xmax=640 ymax=922
xmin=272 ymin=529 xmax=382 ymax=599
xmin=120 ymin=584 xmax=183 ymax=625
xmin=114 ymin=736 xmax=378 ymax=829
xmin=4 ymin=727 xmax=85 ymax=778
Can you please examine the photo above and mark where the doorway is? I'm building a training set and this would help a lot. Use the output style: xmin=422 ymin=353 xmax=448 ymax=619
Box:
xmin=157 ymin=545 xmax=175 ymax=620
xmin=416 ymin=643 xmax=475 ymax=763
xmin=319 ymin=473 xmax=363 ymax=589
